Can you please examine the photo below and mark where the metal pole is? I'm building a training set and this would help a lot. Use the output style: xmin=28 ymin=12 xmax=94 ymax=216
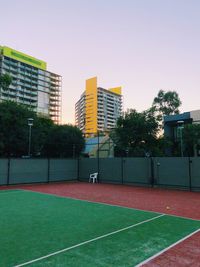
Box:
xmin=188 ymin=157 xmax=192 ymax=191
xmin=7 ymin=158 xmax=10 ymax=185
xmin=73 ymin=144 xmax=75 ymax=159
xmin=77 ymin=156 xmax=80 ymax=181
xmin=27 ymin=118 xmax=33 ymax=157
xmin=150 ymin=156 xmax=154 ymax=187
xmin=121 ymin=157 xmax=124 ymax=184
xmin=47 ymin=158 xmax=50 ymax=183
xmin=28 ymin=124 xmax=32 ymax=157
xmin=180 ymin=127 xmax=183 ymax=157
xmin=177 ymin=121 xmax=184 ymax=157
xmin=97 ymin=132 xmax=100 ymax=181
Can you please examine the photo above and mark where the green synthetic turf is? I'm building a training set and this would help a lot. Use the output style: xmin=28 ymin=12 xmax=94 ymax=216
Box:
xmin=0 ymin=190 xmax=199 ymax=267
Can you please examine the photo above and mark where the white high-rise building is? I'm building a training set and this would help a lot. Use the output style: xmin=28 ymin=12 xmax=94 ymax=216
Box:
xmin=0 ymin=46 xmax=61 ymax=123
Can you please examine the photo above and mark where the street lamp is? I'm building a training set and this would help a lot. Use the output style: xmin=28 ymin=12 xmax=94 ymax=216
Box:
xmin=27 ymin=118 xmax=34 ymax=157
xmin=177 ymin=120 xmax=184 ymax=157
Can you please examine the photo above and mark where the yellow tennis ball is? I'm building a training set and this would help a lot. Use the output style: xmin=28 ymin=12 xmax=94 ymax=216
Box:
xmin=166 ymin=206 xmax=170 ymax=210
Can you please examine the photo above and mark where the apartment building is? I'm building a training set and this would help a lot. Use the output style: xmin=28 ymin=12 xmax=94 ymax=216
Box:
xmin=164 ymin=110 xmax=200 ymax=156
xmin=75 ymin=77 xmax=122 ymax=135
xmin=0 ymin=46 xmax=61 ymax=123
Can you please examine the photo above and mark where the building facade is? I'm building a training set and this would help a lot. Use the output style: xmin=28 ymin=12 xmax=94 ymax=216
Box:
xmin=75 ymin=77 xmax=122 ymax=135
xmin=164 ymin=110 xmax=200 ymax=139
xmin=164 ymin=110 xmax=200 ymax=156
xmin=0 ymin=46 xmax=61 ymax=123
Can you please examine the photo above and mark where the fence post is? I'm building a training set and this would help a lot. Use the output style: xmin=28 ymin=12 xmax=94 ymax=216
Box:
xmin=188 ymin=156 xmax=192 ymax=191
xmin=73 ymin=144 xmax=75 ymax=159
xmin=150 ymin=157 xmax=154 ymax=187
xmin=47 ymin=158 xmax=50 ymax=183
xmin=97 ymin=132 xmax=100 ymax=183
xmin=7 ymin=158 xmax=11 ymax=185
xmin=77 ymin=157 xmax=80 ymax=181
xmin=121 ymin=157 xmax=124 ymax=184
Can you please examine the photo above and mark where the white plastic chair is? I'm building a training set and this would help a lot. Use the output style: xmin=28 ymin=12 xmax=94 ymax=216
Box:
xmin=89 ymin=172 xmax=98 ymax=183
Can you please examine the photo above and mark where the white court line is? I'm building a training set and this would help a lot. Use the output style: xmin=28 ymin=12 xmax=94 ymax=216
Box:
xmin=13 ymin=214 xmax=165 ymax=267
xmin=135 ymin=228 xmax=200 ymax=267
xmin=20 ymin=188 xmax=200 ymax=222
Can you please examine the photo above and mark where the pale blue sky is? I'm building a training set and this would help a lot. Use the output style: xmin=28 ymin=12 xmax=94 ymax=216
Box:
xmin=1 ymin=0 xmax=200 ymax=123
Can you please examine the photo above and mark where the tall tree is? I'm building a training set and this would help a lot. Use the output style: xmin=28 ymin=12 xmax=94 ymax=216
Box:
xmin=0 ymin=101 xmax=85 ymax=158
xmin=152 ymin=89 xmax=182 ymax=123
xmin=111 ymin=109 xmax=160 ymax=156
xmin=31 ymin=116 xmax=54 ymax=156
xmin=0 ymin=101 xmax=53 ymax=157
xmin=0 ymin=101 xmax=35 ymax=156
xmin=43 ymin=124 xmax=85 ymax=158
xmin=183 ymin=124 xmax=200 ymax=156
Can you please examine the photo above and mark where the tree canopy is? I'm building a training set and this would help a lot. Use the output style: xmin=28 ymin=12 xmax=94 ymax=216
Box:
xmin=111 ymin=109 xmax=161 ymax=156
xmin=0 ymin=101 xmax=85 ymax=157
xmin=111 ymin=90 xmax=180 ymax=157
xmin=0 ymin=101 xmax=53 ymax=157
xmin=152 ymin=89 xmax=182 ymax=123
xmin=43 ymin=124 xmax=85 ymax=158
xmin=183 ymin=124 xmax=200 ymax=156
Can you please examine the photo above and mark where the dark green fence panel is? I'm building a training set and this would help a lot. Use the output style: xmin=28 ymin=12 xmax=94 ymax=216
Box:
xmin=9 ymin=159 xmax=48 ymax=184
xmin=99 ymin=158 xmax=122 ymax=183
xmin=49 ymin=159 xmax=78 ymax=182
xmin=190 ymin=157 xmax=200 ymax=189
xmin=123 ymin=158 xmax=151 ymax=185
xmin=0 ymin=159 xmax=9 ymax=185
xmin=153 ymin=157 xmax=189 ymax=188
xmin=1 ymin=157 xmax=199 ymax=191
xmin=78 ymin=158 xmax=98 ymax=181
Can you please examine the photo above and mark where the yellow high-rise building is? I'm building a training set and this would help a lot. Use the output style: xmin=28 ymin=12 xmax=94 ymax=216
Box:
xmin=75 ymin=77 xmax=122 ymax=135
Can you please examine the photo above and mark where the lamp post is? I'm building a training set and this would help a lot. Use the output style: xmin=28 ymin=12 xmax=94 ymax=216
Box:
xmin=27 ymin=118 xmax=34 ymax=157
xmin=177 ymin=120 xmax=184 ymax=157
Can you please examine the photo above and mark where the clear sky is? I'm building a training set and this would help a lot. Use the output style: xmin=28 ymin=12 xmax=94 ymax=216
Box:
xmin=1 ymin=0 xmax=200 ymax=123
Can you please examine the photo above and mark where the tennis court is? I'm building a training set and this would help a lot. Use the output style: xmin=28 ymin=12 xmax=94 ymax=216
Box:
xmin=0 ymin=189 xmax=199 ymax=267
